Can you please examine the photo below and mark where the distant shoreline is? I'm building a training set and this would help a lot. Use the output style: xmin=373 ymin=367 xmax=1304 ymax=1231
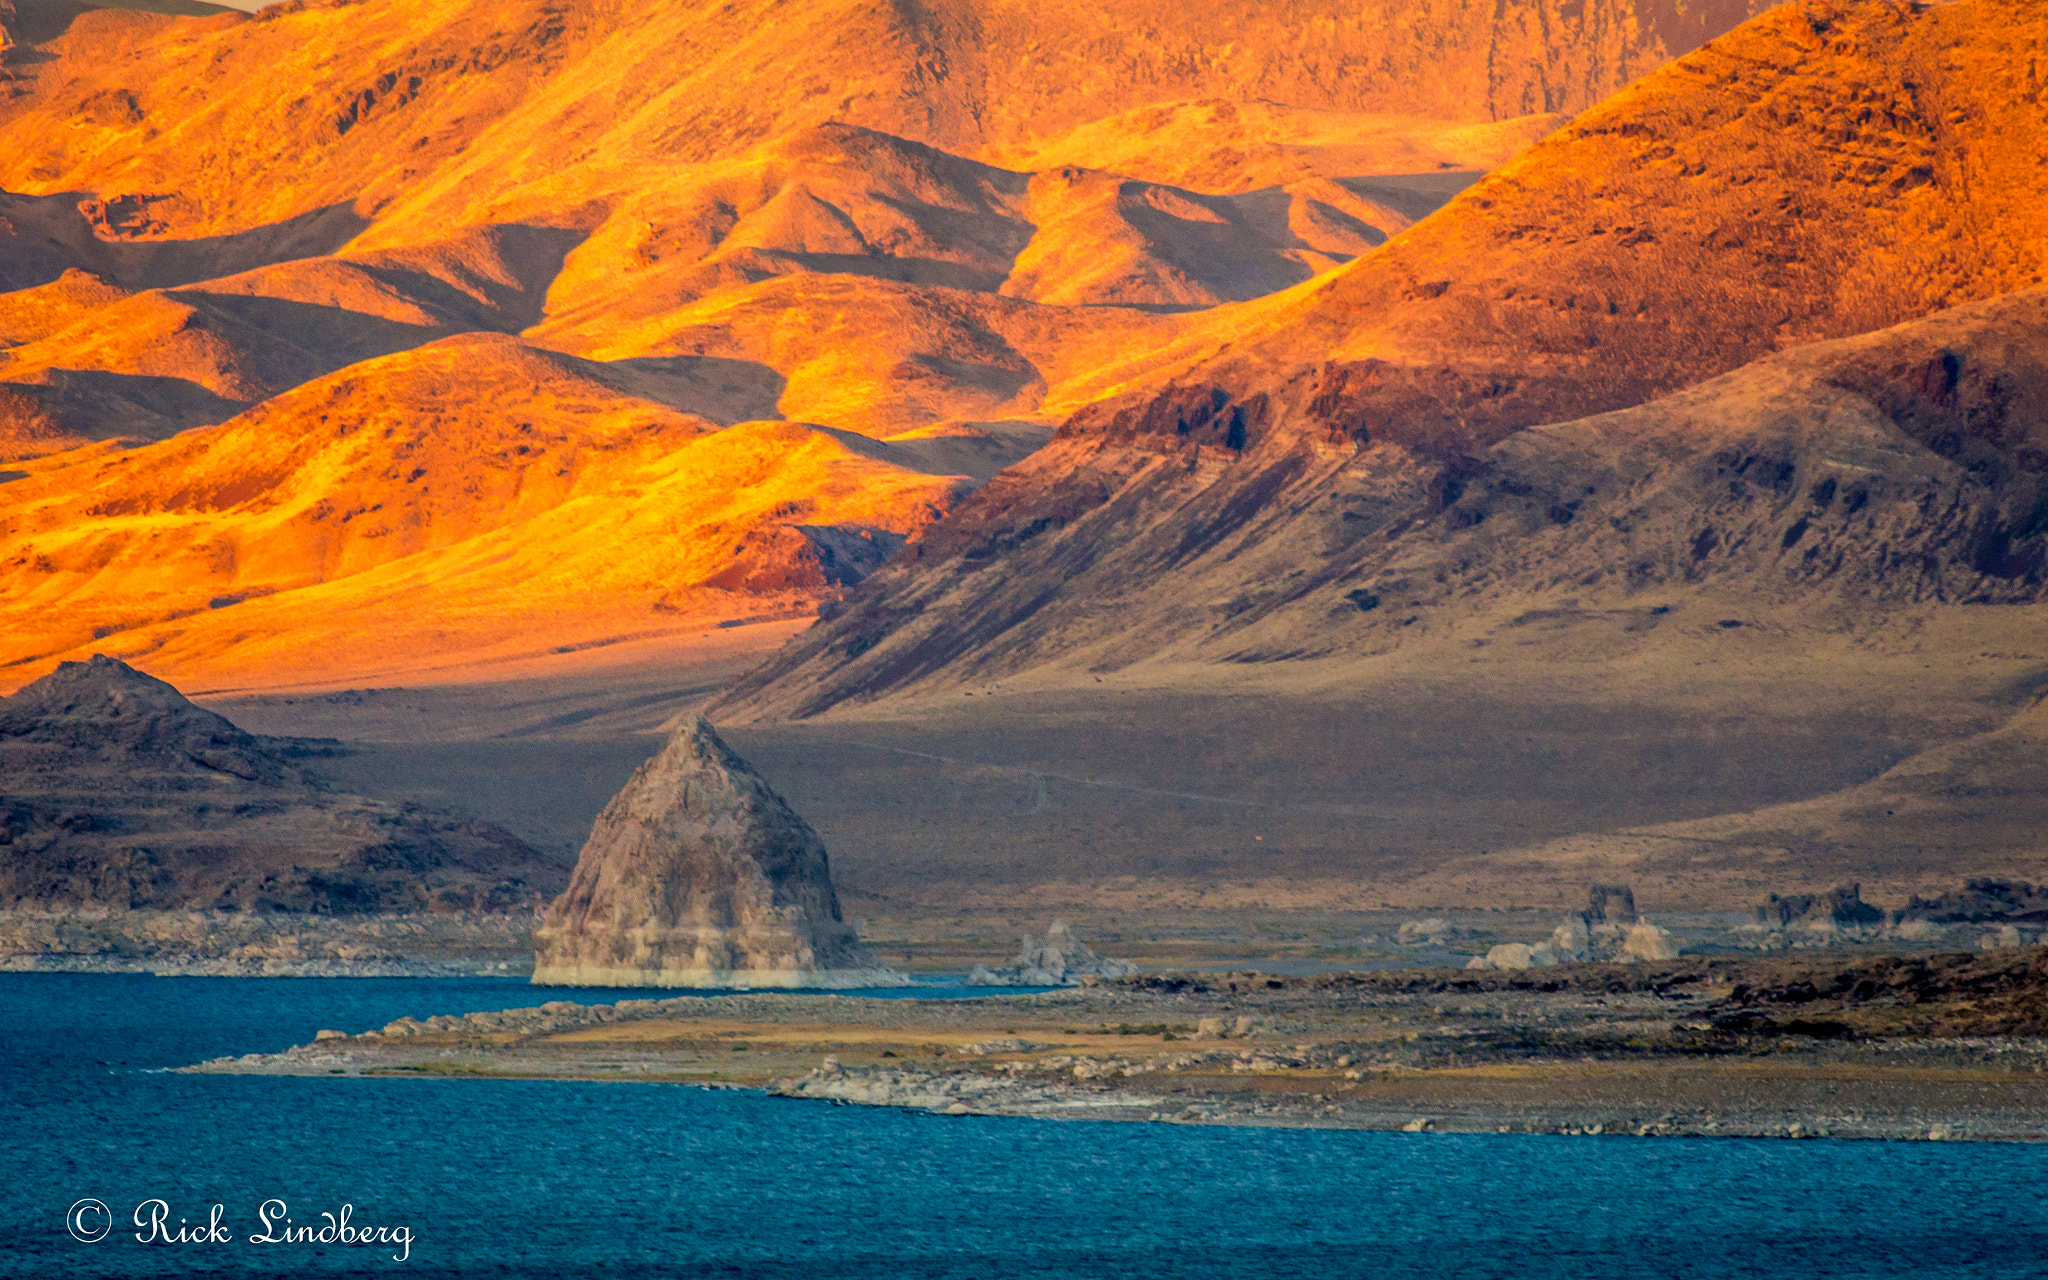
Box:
xmin=0 ymin=909 xmax=537 ymax=978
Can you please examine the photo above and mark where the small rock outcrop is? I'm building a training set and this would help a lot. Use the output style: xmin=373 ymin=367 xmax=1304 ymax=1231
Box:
xmin=1978 ymin=924 xmax=2037 ymax=951
xmin=1467 ymin=884 xmax=1676 ymax=969
xmin=1586 ymin=884 xmax=1638 ymax=926
xmin=530 ymin=718 xmax=905 ymax=988
xmin=0 ymin=655 xmax=556 ymax=914
xmin=963 ymin=920 xmax=1137 ymax=986
xmin=1393 ymin=917 xmax=1468 ymax=947
xmin=1620 ymin=919 xmax=1680 ymax=961
xmin=1755 ymin=883 xmax=1885 ymax=930
xmin=1907 ymin=879 xmax=2048 ymax=925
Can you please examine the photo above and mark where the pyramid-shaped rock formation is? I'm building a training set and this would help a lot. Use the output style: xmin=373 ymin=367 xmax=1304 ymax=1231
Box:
xmin=531 ymin=718 xmax=903 ymax=988
xmin=0 ymin=654 xmax=558 ymax=913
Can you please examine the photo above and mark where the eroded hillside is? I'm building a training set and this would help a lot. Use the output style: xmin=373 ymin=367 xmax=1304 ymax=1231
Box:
xmin=0 ymin=0 xmax=1778 ymax=689
xmin=722 ymin=0 xmax=2048 ymax=718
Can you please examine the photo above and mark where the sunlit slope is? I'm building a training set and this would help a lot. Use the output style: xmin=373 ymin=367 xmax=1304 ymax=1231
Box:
xmin=0 ymin=0 xmax=1776 ymax=248
xmin=0 ymin=0 xmax=1784 ymax=687
xmin=1235 ymin=0 xmax=2048 ymax=398
xmin=0 ymin=118 xmax=1488 ymax=458
xmin=0 ymin=333 xmax=964 ymax=689
xmin=983 ymin=102 xmax=1566 ymax=195
xmin=0 ymin=224 xmax=625 ymax=458
xmin=0 ymin=0 xmax=1787 ymax=461
xmin=0 ymin=270 xmax=127 ymax=347
xmin=719 ymin=0 xmax=2048 ymax=717
xmin=0 ymin=111 xmax=1490 ymax=454
xmin=1039 ymin=0 xmax=2048 ymax=453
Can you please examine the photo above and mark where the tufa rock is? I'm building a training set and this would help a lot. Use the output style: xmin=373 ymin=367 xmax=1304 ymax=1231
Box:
xmin=1468 ymin=941 xmax=1550 ymax=972
xmin=1394 ymin=918 xmax=1465 ymax=946
xmin=1755 ymin=883 xmax=1885 ymax=930
xmin=1621 ymin=920 xmax=1680 ymax=962
xmin=530 ymin=718 xmax=906 ymax=988
xmin=1465 ymin=917 xmax=1595 ymax=970
xmin=1586 ymin=884 xmax=1638 ymax=927
xmin=1467 ymin=907 xmax=1676 ymax=970
xmin=1979 ymin=925 xmax=2033 ymax=951
xmin=1549 ymin=914 xmax=1593 ymax=961
xmin=963 ymin=920 xmax=1137 ymax=986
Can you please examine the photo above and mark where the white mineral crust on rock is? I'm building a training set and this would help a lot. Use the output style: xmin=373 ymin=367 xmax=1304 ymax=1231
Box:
xmin=530 ymin=718 xmax=908 ymax=988
xmin=1465 ymin=910 xmax=1678 ymax=969
xmin=1621 ymin=920 xmax=1681 ymax=962
xmin=962 ymin=920 xmax=1137 ymax=986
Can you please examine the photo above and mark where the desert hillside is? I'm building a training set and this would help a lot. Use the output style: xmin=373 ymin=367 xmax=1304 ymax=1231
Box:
xmin=722 ymin=0 xmax=2048 ymax=718
xmin=687 ymin=0 xmax=2048 ymax=912
xmin=0 ymin=0 xmax=1777 ymax=690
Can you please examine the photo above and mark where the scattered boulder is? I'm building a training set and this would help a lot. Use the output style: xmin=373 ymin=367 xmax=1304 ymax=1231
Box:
xmin=1395 ymin=918 xmax=1465 ymax=947
xmin=1979 ymin=925 xmax=2033 ymax=951
xmin=530 ymin=717 xmax=906 ymax=988
xmin=1468 ymin=942 xmax=1553 ymax=971
xmin=1894 ymin=918 xmax=1945 ymax=942
xmin=1549 ymin=915 xmax=1593 ymax=962
xmin=964 ymin=920 xmax=1137 ymax=986
xmin=1466 ymin=896 xmax=1676 ymax=969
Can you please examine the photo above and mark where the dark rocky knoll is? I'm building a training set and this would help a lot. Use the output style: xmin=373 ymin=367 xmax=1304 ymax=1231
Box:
xmin=530 ymin=717 xmax=902 ymax=987
xmin=1906 ymin=879 xmax=2048 ymax=924
xmin=717 ymin=0 xmax=2048 ymax=718
xmin=0 ymin=654 xmax=561 ymax=912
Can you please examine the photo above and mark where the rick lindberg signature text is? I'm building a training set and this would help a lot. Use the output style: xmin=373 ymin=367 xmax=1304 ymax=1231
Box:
xmin=67 ymin=1198 xmax=413 ymax=1262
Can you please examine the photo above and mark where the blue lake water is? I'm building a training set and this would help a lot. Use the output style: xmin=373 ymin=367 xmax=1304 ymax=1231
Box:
xmin=4 ymin=971 xmax=2047 ymax=1279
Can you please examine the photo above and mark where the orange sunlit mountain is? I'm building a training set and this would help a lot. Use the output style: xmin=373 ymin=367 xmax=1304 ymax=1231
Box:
xmin=0 ymin=0 xmax=1779 ymax=689
xmin=721 ymin=0 xmax=2048 ymax=717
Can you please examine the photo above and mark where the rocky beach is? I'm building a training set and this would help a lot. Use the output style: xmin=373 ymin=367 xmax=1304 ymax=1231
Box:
xmin=190 ymin=947 xmax=2048 ymax=1142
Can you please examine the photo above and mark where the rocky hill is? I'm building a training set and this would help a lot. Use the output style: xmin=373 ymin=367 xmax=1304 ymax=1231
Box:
xmin=0 ymin=654 xmax=564 ymax=912
xmin=717 ymin=0 xmax=2048 ymax=717
xmin=0 ymin=0 xmax=1774 ymax=690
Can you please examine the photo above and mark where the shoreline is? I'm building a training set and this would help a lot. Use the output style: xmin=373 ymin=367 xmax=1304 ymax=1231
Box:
xmin=179 ymin=950 xmax=2048 ymax=1142
xmin=0 ymin=954 xmax=527 ymax=978
xmin=0 ymin=910 xmax=539 ymax=978
xmin=7 ymin=903 xmax=2033 ymax=982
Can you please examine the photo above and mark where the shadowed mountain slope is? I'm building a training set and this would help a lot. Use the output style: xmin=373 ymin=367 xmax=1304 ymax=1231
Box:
xmin=717 ymin=0 xmax=2048 ymax=719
